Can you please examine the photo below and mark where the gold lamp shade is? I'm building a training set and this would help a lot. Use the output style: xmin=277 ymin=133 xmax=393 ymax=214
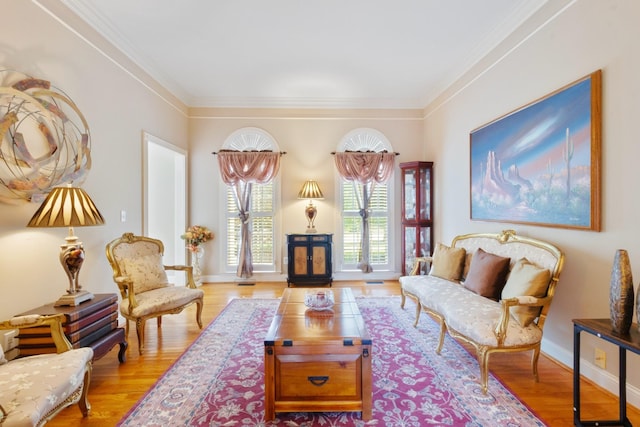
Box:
xmin=298 ymin=180 xmax=324 ymax=233
xmin=27 ymin=186 xmax=105 ymax=306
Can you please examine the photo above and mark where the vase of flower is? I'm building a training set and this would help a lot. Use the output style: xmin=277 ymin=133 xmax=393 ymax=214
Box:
xmin=190 ymin=246 xmax=204 ymax=284
xmin=610 ymin=249 xmax=634 ymax=335
xmin=181 ymin=225 xmax=214 ymax=285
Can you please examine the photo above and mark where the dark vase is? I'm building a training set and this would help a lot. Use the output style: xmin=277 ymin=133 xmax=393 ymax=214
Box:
xmin=610 ymin=249 xmax=634 ymax=335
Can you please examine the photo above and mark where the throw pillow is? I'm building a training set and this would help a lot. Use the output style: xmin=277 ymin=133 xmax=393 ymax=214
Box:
xmin=463 ymin=248 xmax=511 ymax=301
xmin=429 ymin=242 xmax=466 ymax=281
xmin=502 ymin=258 xmax=551 ymax=327
xmin=121 ymin=253 xmax=170 ymax=294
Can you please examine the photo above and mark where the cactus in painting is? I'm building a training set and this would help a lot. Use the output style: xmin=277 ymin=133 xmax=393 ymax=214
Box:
xmin=562 ymin=127 xmax=574 ymax=200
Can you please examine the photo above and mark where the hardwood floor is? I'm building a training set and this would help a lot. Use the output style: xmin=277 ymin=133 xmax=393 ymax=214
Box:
xmin=48 ymin=281 xmax=638 ymax=426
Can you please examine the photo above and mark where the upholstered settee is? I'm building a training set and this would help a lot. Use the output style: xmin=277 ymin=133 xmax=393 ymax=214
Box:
xmin=400 ymin=230 xmax=564 ymax=393
xmin=0 ymin=313 xmax=93 ymax=426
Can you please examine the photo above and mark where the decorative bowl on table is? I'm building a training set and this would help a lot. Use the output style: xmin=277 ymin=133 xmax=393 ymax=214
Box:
xmin=304 ymin=290 xmax=334 ymax=311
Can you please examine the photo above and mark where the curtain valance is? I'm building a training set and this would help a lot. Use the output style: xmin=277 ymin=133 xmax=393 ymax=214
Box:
xmin=333 ymin=151 xmax=396 ymax=184
xmin=216 ymin=151 xmax=282 ymax=185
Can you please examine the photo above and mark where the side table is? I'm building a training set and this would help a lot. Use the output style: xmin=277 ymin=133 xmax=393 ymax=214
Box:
xmin=573 ymin=318 xmax=636 ymax=426
xmin=17 ymin=293 xmax=127 ymax=363
xmin=286 ymin=234 xmax=333 ymax=287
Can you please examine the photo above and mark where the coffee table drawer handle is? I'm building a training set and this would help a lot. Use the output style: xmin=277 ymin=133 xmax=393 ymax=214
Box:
xmin=307 ymin=376 xmax=329 ymax=386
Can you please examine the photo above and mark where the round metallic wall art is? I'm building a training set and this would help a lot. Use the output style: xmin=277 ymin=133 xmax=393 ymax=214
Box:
xmin=0 ymin=69 xmax=91 ymax=203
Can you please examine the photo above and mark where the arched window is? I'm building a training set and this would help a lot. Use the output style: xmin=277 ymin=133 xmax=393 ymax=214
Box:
xmin=335 ymin=128 xmax=396 ymax=273
xmin=219 ymin=127 xmax=281 ymax=276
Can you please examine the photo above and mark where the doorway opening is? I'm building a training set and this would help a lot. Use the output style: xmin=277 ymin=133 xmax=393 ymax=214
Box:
xmin=143 ymin=132 xmax=187 ymax=283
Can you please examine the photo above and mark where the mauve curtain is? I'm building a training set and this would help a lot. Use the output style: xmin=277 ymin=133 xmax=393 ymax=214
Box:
xmin=217 ymin=151 xmax=281 ymax=278
xmin=334 ymin=151 xmax=395 ymax=272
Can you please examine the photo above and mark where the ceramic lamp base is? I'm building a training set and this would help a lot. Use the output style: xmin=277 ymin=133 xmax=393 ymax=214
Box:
xmin=305 ymin=203 xmax=318 ymax=233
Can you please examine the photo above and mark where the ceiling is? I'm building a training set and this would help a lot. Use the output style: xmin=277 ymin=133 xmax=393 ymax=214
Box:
xmin=60 ymin=0 xmax=548 ymax=109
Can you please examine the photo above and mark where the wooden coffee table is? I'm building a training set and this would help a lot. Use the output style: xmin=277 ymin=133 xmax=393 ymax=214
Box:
xmin=264 ymin=287 xmax=372 ymax=420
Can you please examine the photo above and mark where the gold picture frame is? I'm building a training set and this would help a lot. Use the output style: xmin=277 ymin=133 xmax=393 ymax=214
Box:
xmin=470 ymin=70 xmax=602 ymax=231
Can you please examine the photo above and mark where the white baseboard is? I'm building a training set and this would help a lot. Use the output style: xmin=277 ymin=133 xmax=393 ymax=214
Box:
xmin=542 ymin=338 xmax=640 ymax=409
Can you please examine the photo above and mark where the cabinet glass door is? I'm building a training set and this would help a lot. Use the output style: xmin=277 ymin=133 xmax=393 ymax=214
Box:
xmin=403 ymin=169 xmax=416 ymax=221
xmin=419 ymin=226 xmax=431 ymax=259
xmin=419 ymin=167 xmax=431 ymax=221
xmin=403 ymin=226 xmax=417 ymax=274
xmin=403 ymin=225 xmax=431 ymax=275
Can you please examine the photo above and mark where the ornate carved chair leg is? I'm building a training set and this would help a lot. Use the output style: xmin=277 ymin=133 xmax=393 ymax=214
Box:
xmin=413 ymin=302 xmax=422 ymax=327
xmin=477 ymin=346 xmax=490 ymax=394
xmin=136 ymin=318 xmax=146 ymax=355
xmin=79 ymin=366 xmax=92 ymax=417
xmin=195 ymin=299 xmax=204 ymax=329
xmin=400 ymin=290 xmax=406 ymax=309
xmin=531 ymin=345 xmax=541 ymax=382
xmin=436 ymin=319 xmax=447 ymax=354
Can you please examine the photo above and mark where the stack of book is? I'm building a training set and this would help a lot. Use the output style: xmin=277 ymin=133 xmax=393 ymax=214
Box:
xmin=16 ymin=294 xmax=119 ymax=356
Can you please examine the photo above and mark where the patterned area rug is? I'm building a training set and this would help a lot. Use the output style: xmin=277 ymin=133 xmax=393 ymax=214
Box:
xmin=118 ymin=297 xmax=546 ymax=426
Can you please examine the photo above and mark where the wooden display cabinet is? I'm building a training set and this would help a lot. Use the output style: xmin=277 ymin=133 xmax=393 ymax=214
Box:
xmin=286 ymin=234 xmax=333 ymax=287
xmin=400 ymin=161 xmax=434 ymax=275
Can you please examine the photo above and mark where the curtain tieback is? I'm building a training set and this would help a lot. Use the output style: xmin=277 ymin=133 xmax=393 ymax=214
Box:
xmin=238 ymin=212 xmax=250 ymax=224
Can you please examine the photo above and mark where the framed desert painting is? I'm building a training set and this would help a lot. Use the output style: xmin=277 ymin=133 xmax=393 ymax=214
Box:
xmin=470 ymin=70 xmax=601 ymax=231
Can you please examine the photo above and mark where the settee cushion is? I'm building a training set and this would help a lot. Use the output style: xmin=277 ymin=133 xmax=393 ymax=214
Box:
xmin=441 ymin=289 xmax=543 ymax=347
xmin=429 ymin=243 xmax=466 ymax=281
xmin=502 ymin=258 xmax=551 ymax=326
xmin=121 ymin=253 xmax=170 ymax=293
xmin=0 ymin=347 xmax=93 ymax=427
xmin=463 ymin=248 xmax=510 ymax=301
xmin=400 ymin=274 xmax=544 ymax=347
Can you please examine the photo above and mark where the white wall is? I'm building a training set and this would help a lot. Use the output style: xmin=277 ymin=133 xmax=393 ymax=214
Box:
xmin=0 ymin=1 xmax=188 ymax=317
xmin=424 ymin=0 xmax=640 ymax=401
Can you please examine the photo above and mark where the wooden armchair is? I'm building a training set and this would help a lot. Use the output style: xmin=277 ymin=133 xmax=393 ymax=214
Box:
xmin=0 ymin=313 xmax=92 ymax=426
xmin=105 ymin=233 xmax=204 ymax=354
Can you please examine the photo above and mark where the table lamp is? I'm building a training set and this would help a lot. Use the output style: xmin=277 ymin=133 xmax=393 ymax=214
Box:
xmin=297 ymin=180 xmax=324 ymax=233
xmin=27 ymin=185 xmax=105 ymax=306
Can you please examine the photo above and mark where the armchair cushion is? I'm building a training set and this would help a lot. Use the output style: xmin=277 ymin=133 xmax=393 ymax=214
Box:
xmin=429 ymin=243 xmax=466 ymax=281
xmin=120 ymin=286 xmax=205 ymax=318
xmin=463 ymin=248 xmax=510 ymax=301
xmin=502 ymin=258 xmax=551 ymax=326
xmin=121 ymin=253 xmax=170 ymax=293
